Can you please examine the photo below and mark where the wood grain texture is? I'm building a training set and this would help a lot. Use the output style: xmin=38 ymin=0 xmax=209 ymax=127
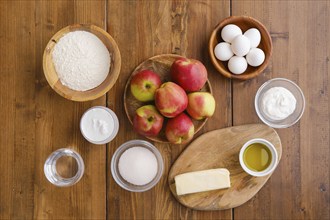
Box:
xmin=33 ymin=1 xmax=107 ymax=218
xmin=232 ymin=1 xmax=330 ymax=219
xmin=0 ymin=1 xmax=36 ymax=219
xmin=168 ymin=124 xmax=282 ymax=210
xmin=107 ymin=0 xmax=231 ymax=219
xmin=0 ymin=1 xmax=328 ymax=220
xmin=123 ymin=54 xmax=212 ymax=143
xmin=0 ymin=0 xmax=106 ymax=219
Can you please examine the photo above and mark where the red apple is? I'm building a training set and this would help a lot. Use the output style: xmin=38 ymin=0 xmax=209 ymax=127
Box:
xmin=170 ymin=58 xmax=208 ymax=92
xmin=130 ymin=70 xmax=162 ymax=102
xmin=165 ymin=113 xmax=195 ymax=144
xmin=186 ymin=92 xmax=216 ymax=120
xmin=154 ymin=82 xmax=188 ymax=118
xmin=133 ymin=105 xmax=164 ymax=137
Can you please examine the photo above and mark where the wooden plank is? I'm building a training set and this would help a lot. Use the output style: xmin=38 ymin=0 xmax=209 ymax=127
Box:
xmin=0 ymin=1 xmax=36 ymax=219
xmin=1 ymin=0 xmax=107 ymax=219
xmin=106 ymin=0 xmax=231 ymax=219
xmin=4 ymin=1 xmax=328 ymax=219
xmin=232 ymin=0 xmax=330 ymax=219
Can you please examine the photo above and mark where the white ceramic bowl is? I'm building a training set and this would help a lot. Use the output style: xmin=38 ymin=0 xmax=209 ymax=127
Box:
xmin=111 ymin=140 xmax=164 ymax=192
xmin=80 ymin=106 xmax=119 ymax=145
xmin=239 ymin=138 xmax=278 ymax=177
xmin=255 ymin=78 xmax=305 ymax=128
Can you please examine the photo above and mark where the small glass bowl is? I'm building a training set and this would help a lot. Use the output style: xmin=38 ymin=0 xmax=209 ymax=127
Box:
xmin=255 ymin=78 xmax=305 ymax=128
xmin=111 ymin=140 xmax=164 ymax=192
xmin=44 ymin=148 xmax=85 ymax=187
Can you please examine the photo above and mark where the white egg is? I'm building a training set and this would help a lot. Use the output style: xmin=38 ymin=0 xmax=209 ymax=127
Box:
xmin=214 ymin=42 xmax=234 ymax=61
xmin=228 ymin=56 xmax=248 ymax=74
xmin=231 ymin=35 xmax=250 ymax=57
xmin=221 ymin=24 xmax=242 ymax=43
xmin=244 ymin=28 xmax=261 ymax=48
xmin=246 ymin=48 xmax=265 ymax=67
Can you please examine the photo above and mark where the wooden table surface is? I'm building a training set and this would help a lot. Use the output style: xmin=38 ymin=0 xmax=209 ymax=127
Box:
xmin=0 ymin=0 xmax=329 ymax=219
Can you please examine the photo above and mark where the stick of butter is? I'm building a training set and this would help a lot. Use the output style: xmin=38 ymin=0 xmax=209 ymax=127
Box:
xmin=175 ymin=168 xmax=230 ymax=196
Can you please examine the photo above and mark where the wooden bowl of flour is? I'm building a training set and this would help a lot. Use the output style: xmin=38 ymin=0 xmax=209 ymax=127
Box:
xmin=43 ymin=24 xmax=121 ymax=101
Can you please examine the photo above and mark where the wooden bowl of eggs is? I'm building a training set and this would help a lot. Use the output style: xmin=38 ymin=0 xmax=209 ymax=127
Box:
xmin=209 ymin=16 xmax=272 ymax=80
xmin=43 ymin=24 xmax=121 ymax=101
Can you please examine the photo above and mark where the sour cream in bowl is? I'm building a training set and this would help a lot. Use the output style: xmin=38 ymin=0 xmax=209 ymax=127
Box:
xmin=255 ymin=78 xmax=305 ymax=128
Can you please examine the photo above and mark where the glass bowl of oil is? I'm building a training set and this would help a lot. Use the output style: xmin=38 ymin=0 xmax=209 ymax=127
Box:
xmin=239 ymin=138 xmax=278 ymax=177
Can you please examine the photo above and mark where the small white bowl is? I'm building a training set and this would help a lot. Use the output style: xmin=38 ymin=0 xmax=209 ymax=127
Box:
xmin=80 ymin=106 xmax=119 ymax=145
xmin=255 ymin=78 xmax=305 ymax=128
xmin=239 ymin=138 xmax=278 ymax=177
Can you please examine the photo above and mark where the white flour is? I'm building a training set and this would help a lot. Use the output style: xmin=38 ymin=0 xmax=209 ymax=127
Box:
xmin=52 ymin=31 xmax=111 ymax=91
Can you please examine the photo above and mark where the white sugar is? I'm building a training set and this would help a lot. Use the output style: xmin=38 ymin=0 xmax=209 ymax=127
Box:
xmin=52 ymin=31 xmax=110 ymax=91
xmin=118 ymin=147 xmax=158 ymax=186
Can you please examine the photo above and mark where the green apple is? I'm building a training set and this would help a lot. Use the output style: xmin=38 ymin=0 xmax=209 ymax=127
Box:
xmin=130 ymin=70 xmax=161 ymax=102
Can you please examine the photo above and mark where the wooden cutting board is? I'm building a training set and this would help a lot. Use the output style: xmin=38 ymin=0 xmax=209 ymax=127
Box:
xmin=168 ymin=124 xmax=282 ymax=210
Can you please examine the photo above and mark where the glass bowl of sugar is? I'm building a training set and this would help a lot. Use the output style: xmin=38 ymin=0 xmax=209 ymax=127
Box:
xmin=111 ymin=140 xmax=164 ymax=192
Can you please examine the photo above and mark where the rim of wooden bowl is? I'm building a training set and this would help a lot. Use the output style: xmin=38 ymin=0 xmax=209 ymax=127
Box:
xmin=209 ymin=16 xmax=273 ymax=80
xmin=123 ymin=54 xmax=212 ymax=144
xmin=43 ymin=24 xmax=121 ymax=101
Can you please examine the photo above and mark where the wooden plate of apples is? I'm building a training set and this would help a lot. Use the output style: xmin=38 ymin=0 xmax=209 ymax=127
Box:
xmin=124 ymin=54 xmax=214 ymax=144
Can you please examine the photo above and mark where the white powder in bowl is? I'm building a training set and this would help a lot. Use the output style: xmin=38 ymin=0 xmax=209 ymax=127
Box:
xmin=52 ymin=31 xmax=111 ymax=91
xmin=118 ymin=147 xmax=158 ymax=186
